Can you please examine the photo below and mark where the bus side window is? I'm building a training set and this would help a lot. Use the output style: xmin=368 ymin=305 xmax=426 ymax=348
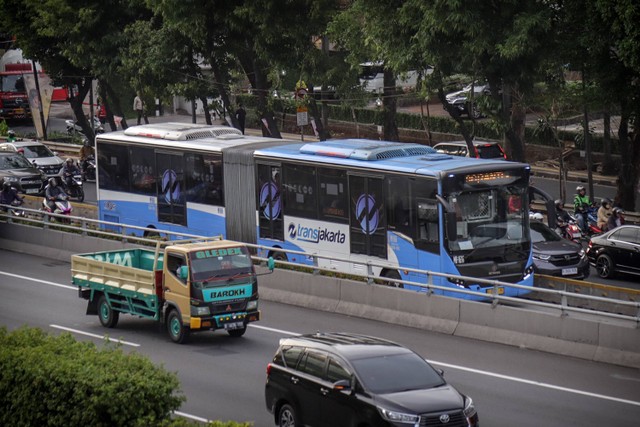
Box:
xmin=386 ymin=176 xmax=412 ymax=238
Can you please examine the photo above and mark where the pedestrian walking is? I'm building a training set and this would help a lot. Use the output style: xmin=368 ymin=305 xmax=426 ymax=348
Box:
xmin=235 ymin=104 xmax=246 ymax=134
xmin=133 ymin=92 xmax=148 ymax=125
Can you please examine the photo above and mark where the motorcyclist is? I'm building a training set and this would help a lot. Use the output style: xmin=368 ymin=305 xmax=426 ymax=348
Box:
xmin=596 ymin=198 xmax=612 ymax=231
xmin=555 ymin=200 xmax=572 ymax=225
xmin=6 ymin=130 xmax=16 ymax=142
xmin=62 ymin=158 xmax=81 ymax=188
xmin=0 ymin=181 xmax=24 ymax=210
xmin=606 ymin=207 xmax=625 ymax=231
xmin=78 ymin=139 xmax=95 ymax=180
xmin=44 ymin=177 xmax=67 ymax=212
xmin=573 ymin=185 xmax=592 ymax=233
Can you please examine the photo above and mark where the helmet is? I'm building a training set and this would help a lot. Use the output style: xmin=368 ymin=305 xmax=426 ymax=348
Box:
xmin=49 ymin=177 xmax=57 ymax=186
xmin=2 ymin=181 xmax=10 ymax=191
xmin=554 ymin=199 xmax=563 ymax=209
xmin=66 ymin=158 xmax=73 ymax=164
xmin=530 ymin=212 xmax=543 ymax=221
xmin=7 ymin=130 xmax=15 ymax=136
xmin=613 ymin=207 xmax=624 ymax=215
xmin=601 ymin=198 xmax=611 ymax=207
xmin=576 ymin=185 xmax=585 ymax=192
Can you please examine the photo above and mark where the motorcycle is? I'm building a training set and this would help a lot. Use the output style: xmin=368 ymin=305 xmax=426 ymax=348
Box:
xmin=0 ymin=198 xmax=25 ymax=218
xmin=58 ymin=173 xmax=85 ymax=202
xmin=81 ymin=155 xmax=96 ymax=182
xmin=585 ymin=206 xmax=603 ymax=237
xmin=65 ymin=116 xmax=104 ymax=136
xmin=556 ymin=213 xmax=583 ymax=244
xmin=42 ymin=194 xmax=73 ymax=223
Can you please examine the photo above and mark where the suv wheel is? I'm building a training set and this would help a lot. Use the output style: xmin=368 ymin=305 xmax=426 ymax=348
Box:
xmin=278 ymin=403 xmax=298 ymax=427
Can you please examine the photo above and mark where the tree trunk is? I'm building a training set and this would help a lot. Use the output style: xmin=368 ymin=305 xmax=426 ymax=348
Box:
xmin=506 ymin=86 xmax=526 ymax=163
xmin=68 ymin=78 xmax=94 ymax=140
xmin=616 ymin=104 xmax=639 ymax=211
xmin=437 ymin=88 xmax=475 ymax=154
xmin=102 ymin=80 xmax=128 ymax=130
xmin=601 ymin=109 xmax=616 ymax=175
xmin=199 ymin=96 xmax=212 ymax=125
xmin=382 ymin=69 xmax=399 ymax=141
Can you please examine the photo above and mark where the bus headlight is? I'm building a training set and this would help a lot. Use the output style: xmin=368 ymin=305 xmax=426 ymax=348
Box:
xmin=247 ymin=300 xmax=258 ymax=311
xmin=191 ymin=306 xmax=210 ymax=316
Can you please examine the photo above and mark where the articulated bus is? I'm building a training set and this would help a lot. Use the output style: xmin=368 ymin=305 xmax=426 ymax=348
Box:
xmin=96 ymin=123 xmax=534 ymax=298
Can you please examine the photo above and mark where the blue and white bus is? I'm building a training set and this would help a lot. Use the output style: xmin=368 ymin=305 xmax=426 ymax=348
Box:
xmin=96 ymin=123 xmax=535 ymax=298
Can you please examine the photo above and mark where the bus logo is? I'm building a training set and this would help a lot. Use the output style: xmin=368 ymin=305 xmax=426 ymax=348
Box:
xmin=355 ymin=193 xmax=379 ymax=234
xmin=161 ymin=169 xmax=181 ymax=203
xmin=288 ymin=222 xmax=346 ymax=244
xmin=259 ymin=181 xmax=281 ymax=220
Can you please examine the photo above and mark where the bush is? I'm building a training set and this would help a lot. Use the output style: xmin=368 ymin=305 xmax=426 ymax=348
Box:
xmin=0 ymin=326 xmax=184 ymax=427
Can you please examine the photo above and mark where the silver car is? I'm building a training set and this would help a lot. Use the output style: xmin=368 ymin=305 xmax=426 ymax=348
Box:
xmin=0 ymin=139 xmax=65 ymax=177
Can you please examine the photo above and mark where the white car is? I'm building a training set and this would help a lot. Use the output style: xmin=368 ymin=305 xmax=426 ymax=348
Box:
xmin=0 ymin=139 xmax=65 ymax=177
xmin=445 ymin=82 xmax=491 ymax=118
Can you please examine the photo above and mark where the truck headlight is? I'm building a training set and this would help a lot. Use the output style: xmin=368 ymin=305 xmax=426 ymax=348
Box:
xmin=191 ymin=306 xmax=210 ymax=316
xmin=247 ymin=300 xmax=258 ymax=311
xmin=377 ymin=406 xmax=419 ymax=424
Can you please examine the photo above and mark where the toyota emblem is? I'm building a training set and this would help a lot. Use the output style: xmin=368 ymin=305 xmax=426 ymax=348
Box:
xmin=439 ymin=413 xmax=450 ymax=423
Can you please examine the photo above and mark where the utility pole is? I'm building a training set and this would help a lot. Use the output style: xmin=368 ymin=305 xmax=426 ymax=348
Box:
xmin=31 ymin=61 xmax=47 ymax=140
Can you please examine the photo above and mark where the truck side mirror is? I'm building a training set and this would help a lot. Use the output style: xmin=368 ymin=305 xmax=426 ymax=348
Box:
xmin=267 ymin=257 xmax=275 ymax=272
xmin=178 ymin=265 xmax=188 ymax=280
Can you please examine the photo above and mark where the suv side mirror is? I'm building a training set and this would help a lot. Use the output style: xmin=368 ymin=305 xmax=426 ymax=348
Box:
xmin=333 ymin=379 xmax=351 ymax=392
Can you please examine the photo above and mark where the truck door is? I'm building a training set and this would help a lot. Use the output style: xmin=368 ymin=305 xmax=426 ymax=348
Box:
xmin=164 ymin=252 xmax=190 ymax=322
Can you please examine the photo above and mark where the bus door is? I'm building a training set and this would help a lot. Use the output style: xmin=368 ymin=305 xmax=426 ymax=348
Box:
xmin=156 ymin=151 xmax=187 ymax=226
xmin=257 ymin=163 xmax=283 ymax=241
xmin=349 ymin=175 xmax=386 ymax=258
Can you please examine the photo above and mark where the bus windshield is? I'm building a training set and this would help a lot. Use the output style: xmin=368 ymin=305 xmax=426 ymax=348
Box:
xmin=445 ymin=184 xmax=530 ymax=262
xmin=188 ymin=247 xmax=254 ymax=287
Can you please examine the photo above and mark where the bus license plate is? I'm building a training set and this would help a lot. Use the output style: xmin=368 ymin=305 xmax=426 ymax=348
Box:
xmin=485 ymin=287 xmax=504 ymax=295
xmin=223 ymin=321 xmax=244 ymax=330
xmin=562 ymin=268 xmax=578 ymax=276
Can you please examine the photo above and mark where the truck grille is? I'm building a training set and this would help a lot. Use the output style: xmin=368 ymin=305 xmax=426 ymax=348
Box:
xmin=420 ymin=410 xmax=466 ymax=426
xmin=210 ymin=300 xmax=246 ymax=314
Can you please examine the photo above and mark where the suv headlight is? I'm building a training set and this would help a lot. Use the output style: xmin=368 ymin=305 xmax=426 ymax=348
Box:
xmin=532 ymin=253 xmax=550 ymax=261
xmin=247 ymin=300 xmax=258 ymax=311
xmin=377 ymin=406 xmax=419 ymax=424
xmin=463 ymin=396 xmax=477 ymax=418
xmin=5 ymin=176 xmax=18 ymax=182
xmin=579 ymin=249 xmax=585 ymax=258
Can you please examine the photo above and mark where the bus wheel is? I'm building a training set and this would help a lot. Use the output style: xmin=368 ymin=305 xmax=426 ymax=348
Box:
xmin=227 ymin=326 xmax=247 ymax=338
xmin=97 ymin=295 xmax=119 ymax=328
xmin=269 ymin=249 xmax=288 ymax=262
xmin=167 ymin=309 xmax=190 ymax=344
xmin=143 ymin=225 xmax=159 ymax=238
xmin=381 ymin=270 xmax=404 ymax=288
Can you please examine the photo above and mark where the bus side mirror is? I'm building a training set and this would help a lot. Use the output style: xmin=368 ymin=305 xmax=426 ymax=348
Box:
xmin=267 ymin=257 xmax=275 ymax=272
xmin=447 ymin=211 xmax=458 ymax=242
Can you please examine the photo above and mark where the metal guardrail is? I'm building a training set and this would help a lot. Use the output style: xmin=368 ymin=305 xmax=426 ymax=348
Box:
xmin=2 ymin=204 xmax=639 ymax=325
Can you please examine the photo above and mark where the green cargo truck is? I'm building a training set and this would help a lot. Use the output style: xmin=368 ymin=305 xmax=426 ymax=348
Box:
xmin=71 ymin=237 xmax=273 ymax=343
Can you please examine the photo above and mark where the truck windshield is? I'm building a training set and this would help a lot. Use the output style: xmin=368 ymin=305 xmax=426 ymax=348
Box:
xmin=0 ymin=75 xmax=26 ymax=92
xmin=188 ymin=247 xmax=253 ymax=286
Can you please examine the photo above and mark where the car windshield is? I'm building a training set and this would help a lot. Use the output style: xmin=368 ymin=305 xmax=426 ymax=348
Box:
xmin=20 ymin=144 xmax=55 ymax=159
xmin=351 ymin=352 xmax=445 ymax=394
xmin=188 ymin=246 xmax=253 ymax=287
xmin=0 ymin=154 xmax=33 ymax=170
xmin=530 ymin=221 xmax=561 ymax=243
xmin=477 ymin=144 xmax=504 ymax=159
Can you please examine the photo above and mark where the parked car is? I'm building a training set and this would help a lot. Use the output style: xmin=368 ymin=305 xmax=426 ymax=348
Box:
xmin=530 ymin=220 xmax=590 ymax=279
xmin=445 ymin=82 xmax=490 ymax=118
xmin=0 ymin=149 xmax=46 ymax=195
xmin=586 ymin=225 xmax=640 ymax=279
xmin=434 ymin=140 xmax=507 ymax=160
xmin=0 ymin=139 xmax=64 ymax=177
xmin=265 ymin=332 xmax=479 ymax=427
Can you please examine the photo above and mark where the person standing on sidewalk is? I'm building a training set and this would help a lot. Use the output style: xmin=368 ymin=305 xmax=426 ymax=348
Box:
xmin=133 ymin=92 xmax=148 ymax=125
xmin=235 ymin=104 xmax=246 ymax=134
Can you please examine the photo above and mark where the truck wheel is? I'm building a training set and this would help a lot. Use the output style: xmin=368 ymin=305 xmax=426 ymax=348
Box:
xmin=227 ymin=326 xmax=247 ymax=338
xmin=98 ymin=295 xmax=119 ymax=328
xmin=167 ymin=309 xmax=190 ymax=344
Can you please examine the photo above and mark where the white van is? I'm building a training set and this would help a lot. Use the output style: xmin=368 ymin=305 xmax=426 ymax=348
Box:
xmin=358 ymin=62 xmax=432 ymax=93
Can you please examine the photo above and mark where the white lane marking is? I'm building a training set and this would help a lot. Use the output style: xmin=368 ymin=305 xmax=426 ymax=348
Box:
xmin=0 ymin=271 xmax=76 ymax=290
xmin=429 ymin=360 xmax=640 ymax=408
xmin=6 ymin=272 xmax=640 ymax=408
xmin=50 ymin=324 xmax=141 ymax=347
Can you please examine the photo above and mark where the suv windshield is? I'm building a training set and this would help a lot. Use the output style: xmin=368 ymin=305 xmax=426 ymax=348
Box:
xmin=19 ymin=144 xmax=55 ymax=159
xmin=188 ymin=246 xmax=253 ymax=287
xmin=0 ymin=153 xmax=34 ymax=170
xmin=351 ymin=352 xmax=444 ymax=394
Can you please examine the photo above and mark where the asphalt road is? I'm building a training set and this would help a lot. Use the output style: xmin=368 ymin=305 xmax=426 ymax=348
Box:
xmin=1 ymin=249 xmax=640 ymax=426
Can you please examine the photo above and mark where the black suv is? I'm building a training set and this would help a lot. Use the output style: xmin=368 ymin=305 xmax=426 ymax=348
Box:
xmin=0 ymin=150 xmax=46 ymax=195
xmin=265 ymin=332 xmax=479 ymax=427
